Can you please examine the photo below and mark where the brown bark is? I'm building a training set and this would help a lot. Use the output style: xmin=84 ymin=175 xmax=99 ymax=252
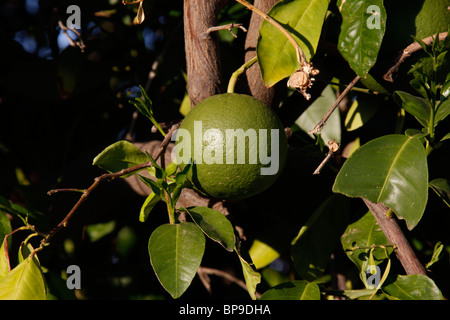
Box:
xmin=184 ymin=0 xmax=229 ymax=107
xmin=243 ymin=0 xmax=279 ymax=107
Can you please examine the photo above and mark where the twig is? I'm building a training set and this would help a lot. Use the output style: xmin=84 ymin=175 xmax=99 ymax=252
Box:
xmin=313 ymin=140 xmax=340 ymax=175
xmin=58 ymin=20 xmax=85 ymax=52
xmin=202 ymin=23 xmax=247 ymax=39
xmin=383 ymin=32 xmax=448 ymax=82
xmin=197 ymin=266 xmax=260 ymax=298
xmin=309 ymin=75 xmax=361 ymax=135
xmin=36 ymin=122 xmax=181 ymax=254
xmin=227 ymin=56 xmax=258 ymax=93
xmin=47 ymin=188 xmax=86 ymax=195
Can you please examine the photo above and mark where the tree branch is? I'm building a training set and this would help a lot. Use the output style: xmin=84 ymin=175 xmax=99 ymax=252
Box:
xmin=362 ymin=198 xmax=427 ymax=275
xmin=40 ymin=123 xmax=180 ymax=250
xmin=383 ymin=32 xmax=448 ymax=82
xmin=184 ymin=0 xmax=229 ymax=107
xmin=309 ymin=75 xmax=361 ymax=135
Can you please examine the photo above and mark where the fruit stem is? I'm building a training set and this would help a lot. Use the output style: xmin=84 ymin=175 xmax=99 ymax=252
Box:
xmin=227 ymin=56 xmax=258 ymax=93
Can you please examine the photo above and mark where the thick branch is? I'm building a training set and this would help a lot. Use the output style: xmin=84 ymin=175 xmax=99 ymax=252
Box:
xmin=243 ymin=0 xmax=279 ymax=107
xmin=184 ymin=0 xmax=229 ymax=107
xmin=363 ymin=199 xmax=427 ymax=275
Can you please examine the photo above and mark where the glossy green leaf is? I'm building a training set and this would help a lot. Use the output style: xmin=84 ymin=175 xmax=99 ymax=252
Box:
xmin=333 ymin=134 xmax=428 ymax=230
xmin=257 ymin=0 xmax=330 ymax=87
xmin=341 ymin=210 xmax=393 ymax=271
xmin=0 ymin=255 xmax=46 ymax=300
xmin=148 ymin=223 xmax=205 ymax=299
xmin=237 ymin=250 xmax=261 ymax=300
xmin=435 ymin=97 xmax=450 ymax=125
xmin=139 ymin=192 xmax=162 ymax=222
xmin=393 ymin=91 xmax=431 ymax=128
xmin=92 ymin=140 xmax=148 ymax=177
xmin=295 ymin=85 xmax=341 ymax=143
xmin=259 ymin=280 xmax=320 ymax=300
xmin=181 ymin=206 xmax=235 ymax=252
xmin=382 ymin=274 xmax=443 ymax=300
xmin=291 ymin=195 xmax=350 ymax=281
xmin=338 ymin=0 xmax=386 ymax=77
xmin=429 ymin=178 xmax=450 ymax=207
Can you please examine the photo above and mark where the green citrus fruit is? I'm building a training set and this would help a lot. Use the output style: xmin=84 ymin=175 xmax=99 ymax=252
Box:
xmin=174 ymin=93 xmax=288 ymax=200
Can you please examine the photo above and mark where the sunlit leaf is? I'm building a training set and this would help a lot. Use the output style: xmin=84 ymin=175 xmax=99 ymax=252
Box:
xmin=92 ymin=140 xmax=148 ymax=177
xmin=341 ymin=210 xmax=393 ymax=271
xmin=148 ymin=223 xmax=205 ymax=299
xmin=333 ymin=134 xmax=428 ymax=230
xmin=295 ymin=85 xmax=341 ymax=143
xmin=237 ymin=250 xmax=261 ymax=300
xmin=257 ymin=0 xmax=330 ymax=87
xmin=0 ymin=255 xmax=46 ymax=300
xmin=139 ymin=192 xmax=162 ymax=222
xmin=382 ymin=274 xmax=443 ymax=300
xmin=259 ymin=280 xmax=320 ymax=300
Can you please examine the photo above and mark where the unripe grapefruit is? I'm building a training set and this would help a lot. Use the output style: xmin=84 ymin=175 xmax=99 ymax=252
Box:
xmin=173 ymin=93 xmax=288 ymax=200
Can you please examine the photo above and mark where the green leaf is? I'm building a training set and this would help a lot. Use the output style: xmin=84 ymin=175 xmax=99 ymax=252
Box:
xmin=148 ymin=223 xmax=205 ymax=299
xmin=382 ymin=274 xmax=443 ymax=300
xmin=291 ymin=195 xmax=350 ymax=281
xmin=393 ymin=91 xmax=432 ymax=128
xmin=259 ymin=280 xmax=320 ymax=300
xmin=0 ymin=196 xmax=39 ymax=222
xmin=139 ymin=192 xmax=162 ymax=222
xmin=333 ymin=134 xmax=428 ymax=230
xmin=344 ymin=94 xmax=380 ymax=131
xmin=435 ymin=96 xmax=450 ymax=125
xmin=429 ymin=178 xmax=450 ymax=207
xmin=341 ymin=289 xmax=378 ymax=300
xmin=257 ymin=0 xmax=330 ymax=87
xmin=338 ymin=0 xmax=386 ymax=77
xmin=236 ymin=250 xmax=261 ymax=300
xmin=425 ymin=241 xmax=444 ymax=269
xmin=0 ymin=240 xmax=10 ymax=279
xmin=138 ymin=175 xmax=162 ymax=196
xmin=181 ymin=206 xmax=235 ymax=252
xmin=86 ymin=220 xmax=116 ymax=242
xmin=248 ymin=239 xmax=280 ymax=270
xmin=0 ymin=255 xmax=46 ymax=300
xmin=341 ymin=211 xmax=393 ymax=272
xmin=0 ymin=212 xmax=12 ymax=248
xmin=92 ymin=140 xmax=148 ymax=177
xmin=295 ymin=85 xmax=341 ymax=143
